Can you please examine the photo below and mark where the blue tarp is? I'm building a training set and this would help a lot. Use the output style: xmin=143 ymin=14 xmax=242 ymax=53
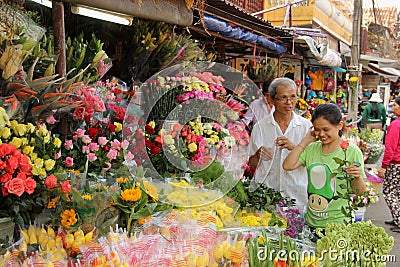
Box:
xmin=203 ymin=14 xmax=287 ymax=55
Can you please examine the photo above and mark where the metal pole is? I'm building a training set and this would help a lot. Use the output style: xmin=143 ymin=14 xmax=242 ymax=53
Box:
xmin=349 ymin=0 xmax=362 ymax=121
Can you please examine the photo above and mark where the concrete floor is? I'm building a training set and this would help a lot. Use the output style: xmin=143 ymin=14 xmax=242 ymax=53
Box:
xmin=364 ymin=188 xmax=400 ymax=266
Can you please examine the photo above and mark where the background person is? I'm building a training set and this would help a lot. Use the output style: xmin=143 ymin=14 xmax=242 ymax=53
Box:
xmin=283 ymin=104 xmax=366 ymax=231
xmin=242 ymin=82 xmax=274 ymax=129
xmin=361 ymin=92 xmax=387 ymax=130
xmin=248 ymin=77 xmax=312 ymax=208
xmin=378 ymin=97 xmax=400 ymax=233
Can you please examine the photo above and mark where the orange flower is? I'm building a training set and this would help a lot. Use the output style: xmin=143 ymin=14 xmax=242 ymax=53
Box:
xmin=60 ymin=209 xmax=78 ymax=228
xmin=138 ymin=215 xmax=153 ymax=225
xmin=120 ymin=188 xmax=142 ymax=202
xmin=47 ymin=195 xmax=60 ymax=209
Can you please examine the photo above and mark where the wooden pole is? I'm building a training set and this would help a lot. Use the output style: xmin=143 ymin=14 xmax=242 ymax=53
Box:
xmin=52 ymin=0 xmax=66 ymax=77
xmin=349 ymin=0 xmax=362 ymax=121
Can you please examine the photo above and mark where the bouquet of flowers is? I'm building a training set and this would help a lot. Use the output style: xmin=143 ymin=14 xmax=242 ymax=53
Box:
xmin=61 ymin=80 xmax=128 ymax=180
xmin=350 ymin=181 xmax=379 ymax=208
xmin=346 ymin=127 xmax=384 ymax=164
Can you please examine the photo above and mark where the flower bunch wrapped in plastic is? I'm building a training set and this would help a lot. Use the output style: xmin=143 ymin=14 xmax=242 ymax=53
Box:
xmin=61 ymin=79 xmax=128 ymax=179
xmin=350 ymin=181 xmax=379 ymax=208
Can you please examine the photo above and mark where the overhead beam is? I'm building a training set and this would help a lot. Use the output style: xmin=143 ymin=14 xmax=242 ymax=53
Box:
xmin=62 ymin=0 xmax=193 ymax=26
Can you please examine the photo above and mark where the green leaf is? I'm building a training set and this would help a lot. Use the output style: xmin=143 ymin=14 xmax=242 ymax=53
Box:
xmin=333 ymin=157 xmax=344 ymax=165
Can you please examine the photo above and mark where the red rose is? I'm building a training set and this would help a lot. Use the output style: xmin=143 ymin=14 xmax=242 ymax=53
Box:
xmin=24 ymin=178 xmax=37 ymax=194
xmin=103 ymin=145 xmax=110 ymax=152
xmin=61 ymin=180 xmax=72 ymax=193
xmin=73 ymin=107 xmax=85 ymax=120
xmin=145 ymin=124 xmax=155 ymax=135
xmin=0 ymin=173 xmax=12 ymax=183
xmin=109 ymin=123 xmax=116 ymax=132
xmin=150 ymin=146 xmax=160 ymax=154
xmin=154 ymin=136 xmax=163 ymax=148
xmin=5 ymin=178 xmax=25 ymax=197
xmin=44 ymin=174 xmax=58 ymax=189
xmin=88 ymin=127 xmax=99 ymax=138
xmin=145 ymin=139 xmax=152 ymax=148
xmin=340 ymin=140 xmax=349 ymax=150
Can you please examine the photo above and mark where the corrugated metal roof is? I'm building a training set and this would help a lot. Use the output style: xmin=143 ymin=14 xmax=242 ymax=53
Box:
xmin=202 ymin=0 xmax=293 ymax=40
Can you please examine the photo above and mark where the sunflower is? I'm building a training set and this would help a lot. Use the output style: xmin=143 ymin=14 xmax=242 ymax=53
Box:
xmin=120 ymin=188 xmax=142 ymax=202
xmin=60 ymin=209 xmax=78 ymax=228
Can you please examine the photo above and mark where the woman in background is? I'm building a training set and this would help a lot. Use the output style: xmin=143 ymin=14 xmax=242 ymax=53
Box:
xmin=361 ymin=93 xmax=386 ymax=130
xmin=378 ymin=97 xmax=400 ymax=233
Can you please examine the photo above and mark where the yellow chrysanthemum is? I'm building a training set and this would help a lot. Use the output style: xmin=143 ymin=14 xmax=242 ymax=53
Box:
xmin=349 ymin=76 xmax=358 ymax=82
xmin=38 ymin=125 xmax=49 ymax=137
xmin=60 ymin=209 xmax=78 ymax=228
xmin=142 ymin=178 xmax=158 ymax=201
xmin=82 ymin=194 xmax=93 ymax=201
xmin=120 ymin=188 xmax=142 ymax=202
xmin=47 ymin=196 xmax=60 ymax=209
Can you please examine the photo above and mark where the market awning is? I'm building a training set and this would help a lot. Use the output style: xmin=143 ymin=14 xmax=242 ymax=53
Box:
xmin=365 ymin=63 xmax=400 ymax=82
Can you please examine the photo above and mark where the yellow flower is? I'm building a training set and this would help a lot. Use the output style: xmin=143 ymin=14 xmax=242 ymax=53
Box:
xmin=142 ymin=178 xmax=158 ymax=201
xmin=38 ymin=125 xmax=49 ymax=137
xmin=163 ymin=135 xmax=174 ymax=145
xmin=32 ymin=166 xmax=46 ymax=177
xmin=30 ymin=152 xmax=38 ymax=161
xmin=54 ymin=137 xmax=62 ymax=148
xmin=188 ymin=142 xmax=197 ymax=153
xmin=114 ymin=122 xmax=122 ymax=132
xmin=349 ymin=76 xmax=358 ymax=83
xmin=47 ymin=196 xmax=60 ymax=209
xmin=44 ymin=159 xmax=56 ymax=171
xmin=82 ymin=194 xmax=93 ymax=201
xmin=116 ymin=177 xmax=129 ymax=183
xmin=20 ymin=137 xmax=28 ymax=145
xmin=43 ymin=134 xmax=50 ymax=144
xmin=34 ymin=158 xmax=44 ymax=168
xmin=0 ymin=127 xmax=11 ymax=139
xmin=26 ymin=123 xmax=35 ymax=133
xmin=120 ymin=188 xmax=142 ymax=202
xmin=13 ymin=123 xmax=27 ymax=136
xmin=10 ymin=137 xmax=22 ymax=148
xmin=60 ymin=209 xmax=78 ymax=228
xmin=149 ymin=121 xmax=155 ymax=128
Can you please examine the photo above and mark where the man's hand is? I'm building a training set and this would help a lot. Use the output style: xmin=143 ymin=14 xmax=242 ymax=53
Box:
xmin=275 ymin=136 xmax=295 ymax=150
xmin=257 ymin=146 xmax=274 ymax=161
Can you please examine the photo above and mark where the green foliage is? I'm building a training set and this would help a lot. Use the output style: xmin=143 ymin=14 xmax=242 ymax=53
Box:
xmin=242 ymin=180 xmax=295 ymax=212
xmin=316 ymin=221 xmax=394 ymax=267
xmin=122 ymin=19 xmax=213 ymax=83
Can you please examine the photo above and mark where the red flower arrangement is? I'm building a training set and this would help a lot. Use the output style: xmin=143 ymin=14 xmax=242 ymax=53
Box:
xmin=0 ymin=143 xmax=42 ymax=226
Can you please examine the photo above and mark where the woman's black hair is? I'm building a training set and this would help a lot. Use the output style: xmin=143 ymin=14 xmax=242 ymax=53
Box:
xmin=311 ymin=103 xmax=344 ymax=136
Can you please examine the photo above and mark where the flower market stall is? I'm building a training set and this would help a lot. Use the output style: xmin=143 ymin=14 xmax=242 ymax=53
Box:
xmin=0 ymin=3 xmax=396 ymax=267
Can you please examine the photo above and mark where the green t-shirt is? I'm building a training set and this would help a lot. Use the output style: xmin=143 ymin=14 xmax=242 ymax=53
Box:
xmin=299 ymin=142 xmax=366 ymax=228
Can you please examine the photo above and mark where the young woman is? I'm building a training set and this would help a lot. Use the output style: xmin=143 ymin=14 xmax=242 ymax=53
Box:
xmin=283 ymin=103 xmax=366 ymax=230
xmin=378 ymin=97 xmax=400 ymax=232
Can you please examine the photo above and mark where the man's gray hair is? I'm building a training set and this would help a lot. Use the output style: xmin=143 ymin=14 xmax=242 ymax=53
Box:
xmin=268 ymin=78 xmax=297 ymax=99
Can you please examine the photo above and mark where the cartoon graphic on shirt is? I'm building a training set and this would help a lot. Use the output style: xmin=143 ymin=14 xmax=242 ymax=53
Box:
xmin=307 ymin=163 xmax=336 ymax=218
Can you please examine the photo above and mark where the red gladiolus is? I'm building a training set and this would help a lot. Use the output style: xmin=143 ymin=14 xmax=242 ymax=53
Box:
xmin=340 ymin=140 xmax=349 ymax=150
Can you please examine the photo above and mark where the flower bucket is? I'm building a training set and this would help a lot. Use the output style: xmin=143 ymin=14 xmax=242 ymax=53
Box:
xmin=353 ymin=207 xmax=366 ymax=222
xmin=0 ymin=217 xmax=15 ymax=243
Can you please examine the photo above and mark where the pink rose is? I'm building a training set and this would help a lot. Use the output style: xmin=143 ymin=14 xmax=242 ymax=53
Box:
xmin=76 ymin=129 xmax=86 ymax=138
xmin=44 ymin=174 xmax=58 ymax=189
xmin=98 ymin=137 xmax=108 ymax=146
xmin=121 ymin=140 xmax=129 ymax=150
xmin=45 ymin=115 xmax=57 ymax=125
xmin=56 ymin=151 xmax=61 ymax=160
xmin=81 ymin=135 xmax=92 ymax=144
xmin=64 ymin=140 xmax=73 ymax=150
xmin=82 ymin=146 xmax=90 ymax=154
xmin=65 ymin=157 xmax=74 ymax=167
xmin=125 ymin=151 xmax=135 ymax=161
xmin=87 ymin=153 xmax=97 ymax=162
xmin=24 ymin=178 xmax=37 ymax=194
xmin=88 ymin=142 xmax=100 ymax=152
xmin=107 ymin=149 xmax=118 ymax=160
xmin=5 ymin=178 xmax=25 ymax=197
xmin=111 ymin=140 xmax=121 ymax=150
xmin=61 ymin=180 xmax=72 ymax=193
xmin=103 ymin=162 xmax=112 ymax=172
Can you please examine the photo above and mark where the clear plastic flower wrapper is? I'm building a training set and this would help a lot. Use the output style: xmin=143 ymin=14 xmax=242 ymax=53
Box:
xmin=122 ymin=62 xmax=259 ymax=208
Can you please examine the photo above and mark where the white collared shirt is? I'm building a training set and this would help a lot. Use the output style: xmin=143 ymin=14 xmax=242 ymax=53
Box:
xmin=249 ymin=112 xmax=312 ymax=208
xmin=242 ymin=97 xmax=274 ymax=126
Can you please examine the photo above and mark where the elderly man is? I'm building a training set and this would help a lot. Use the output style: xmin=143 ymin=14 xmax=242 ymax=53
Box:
xmin=248 ymin=77 xmax=312 ymax=208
